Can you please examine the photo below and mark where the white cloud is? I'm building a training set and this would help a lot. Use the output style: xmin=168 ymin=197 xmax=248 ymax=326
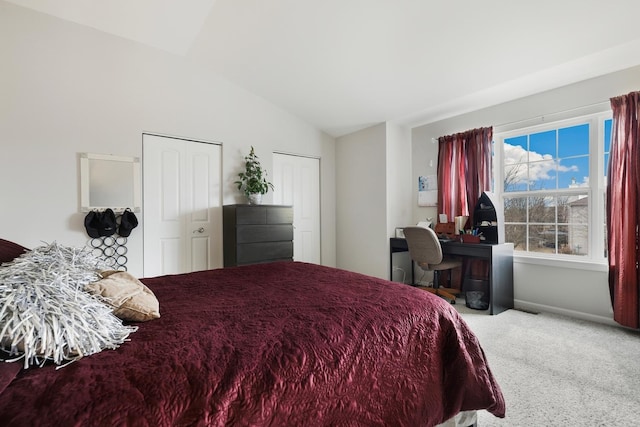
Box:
xmin=570 ymin=176 xmax=590 ymax=188
xmin=504 ymin=143 xmax=579 ymax=186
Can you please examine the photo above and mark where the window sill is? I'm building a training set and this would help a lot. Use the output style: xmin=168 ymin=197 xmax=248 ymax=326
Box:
xmin=513 ymin=253 xmax=608 ymax=272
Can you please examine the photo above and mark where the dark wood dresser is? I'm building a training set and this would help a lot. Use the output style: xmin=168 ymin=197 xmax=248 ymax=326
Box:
xmin=222 ymin=204 xmax=294 ymax=267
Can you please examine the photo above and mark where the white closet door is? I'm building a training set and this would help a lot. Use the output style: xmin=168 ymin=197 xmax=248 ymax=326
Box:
xmin=272 ymin=153 xmax=320 ymax=264
xmin=143 ymin=134 xmax=222 ymax=277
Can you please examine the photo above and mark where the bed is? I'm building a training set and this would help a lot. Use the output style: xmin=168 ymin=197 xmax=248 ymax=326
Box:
xmin=0 ymin=239 xmax=504 ymax=426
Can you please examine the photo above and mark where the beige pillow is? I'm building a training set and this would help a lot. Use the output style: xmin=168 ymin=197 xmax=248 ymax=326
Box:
xmin=86 ymin=271 xmax=160 ymax=322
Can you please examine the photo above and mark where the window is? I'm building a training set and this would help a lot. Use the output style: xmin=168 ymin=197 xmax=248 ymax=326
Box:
xmin=495 ymin=113 xmax=611 ymax=261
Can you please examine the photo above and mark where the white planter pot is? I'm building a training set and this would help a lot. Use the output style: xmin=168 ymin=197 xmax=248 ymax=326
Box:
xmin=248 ymin=193 xmax=262 ymax=205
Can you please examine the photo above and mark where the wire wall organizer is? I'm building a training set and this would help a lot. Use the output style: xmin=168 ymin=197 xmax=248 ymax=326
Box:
xmin=84 ymin=208 xmax=138 ymax=271
xmin=89 ymin=235 xmax=128 ymax=271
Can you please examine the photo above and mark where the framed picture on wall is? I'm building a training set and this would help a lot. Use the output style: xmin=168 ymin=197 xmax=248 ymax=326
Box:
xmin=418 ymin=175 xmax=437 ymax=206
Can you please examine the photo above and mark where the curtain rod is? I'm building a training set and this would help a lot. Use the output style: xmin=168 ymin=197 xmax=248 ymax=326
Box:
xmin=494 ymin=100 xmax=611 ymax=132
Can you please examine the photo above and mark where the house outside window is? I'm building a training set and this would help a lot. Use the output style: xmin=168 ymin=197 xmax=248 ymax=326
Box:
xmin=494 ymin=112 xmax=611 ymax=261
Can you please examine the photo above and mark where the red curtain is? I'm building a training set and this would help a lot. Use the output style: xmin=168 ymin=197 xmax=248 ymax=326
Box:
xmin=437 ymin=127 xmax=493 ymax=226
xmin=607 ymin=91 xmax=640 ymax=329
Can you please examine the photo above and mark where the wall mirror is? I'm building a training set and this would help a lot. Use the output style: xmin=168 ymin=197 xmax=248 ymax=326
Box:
xmin=80 ymin=153 xmax=141 ymax=212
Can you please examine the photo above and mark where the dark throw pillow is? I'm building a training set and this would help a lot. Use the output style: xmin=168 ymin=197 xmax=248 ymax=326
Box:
xmin=0 ymin=239 xmax=29 ymax=264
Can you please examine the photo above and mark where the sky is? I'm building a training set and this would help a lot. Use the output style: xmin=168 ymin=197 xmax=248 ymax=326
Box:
xmin=503 ymin=119 xmax=612 ymax=191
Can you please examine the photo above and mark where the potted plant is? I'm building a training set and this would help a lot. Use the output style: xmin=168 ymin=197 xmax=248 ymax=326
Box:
xmin=235 ymin=146 xmax=274 ymax=204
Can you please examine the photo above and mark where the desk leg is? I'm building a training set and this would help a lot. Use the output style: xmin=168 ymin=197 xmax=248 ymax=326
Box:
xmin=489 ymin=245 xmax=514 ymax=315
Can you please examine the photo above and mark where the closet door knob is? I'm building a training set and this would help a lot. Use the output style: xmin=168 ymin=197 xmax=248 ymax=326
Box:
xmin=193 ymin=227 xmax=205 ymax=233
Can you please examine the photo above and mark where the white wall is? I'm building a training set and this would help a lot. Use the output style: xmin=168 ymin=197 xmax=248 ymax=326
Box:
xmin=411 ymin=65 xmax=640 ymax=324
xmin=335 ymin=122 xmax=413 ymax=279
xmin=336 ymin=123 xmax=387 ymax=277
xmin=411 ymin=134 xmax=440 ymax=227
xmin=0 ymin=3 xmax=336 ymax=276
xmin=386 ymin=122 xmax=413 ymax=283
xmin=385 ymin=122 xmax=413 ymax=237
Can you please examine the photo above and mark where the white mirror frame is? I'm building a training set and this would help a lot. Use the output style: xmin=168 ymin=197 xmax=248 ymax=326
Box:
xmin=80 ymin=153 xmax=141 ymax=213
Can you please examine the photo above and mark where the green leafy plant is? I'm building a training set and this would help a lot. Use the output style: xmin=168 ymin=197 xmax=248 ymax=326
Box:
xmin=235 ymin=146 xmax=274 ymax=197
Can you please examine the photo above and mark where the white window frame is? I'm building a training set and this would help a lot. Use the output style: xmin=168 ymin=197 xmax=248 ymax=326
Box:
xmin=494 ymin=111 xmax=611 ymax=268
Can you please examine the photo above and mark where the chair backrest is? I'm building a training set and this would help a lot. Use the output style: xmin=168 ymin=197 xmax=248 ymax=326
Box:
xmin=403 ymin=226 xmax=443 ymax=268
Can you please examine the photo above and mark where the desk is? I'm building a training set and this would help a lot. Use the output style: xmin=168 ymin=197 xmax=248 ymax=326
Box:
xmin=390 ymin=238 xmax=514 ymax=315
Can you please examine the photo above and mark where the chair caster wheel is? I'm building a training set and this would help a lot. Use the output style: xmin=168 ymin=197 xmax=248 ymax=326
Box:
xmin=450 ymin=299 xmax=456 ymax=305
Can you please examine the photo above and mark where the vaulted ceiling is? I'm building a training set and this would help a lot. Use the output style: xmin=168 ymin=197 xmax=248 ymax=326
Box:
xmin=7 ymin=0 xmax=640 ymax=136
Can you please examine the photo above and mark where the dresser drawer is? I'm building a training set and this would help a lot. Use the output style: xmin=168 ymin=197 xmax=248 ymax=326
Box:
xmin=235 ymin=206 xmax=293 ymax=225
xmin=235 ymin=206 xmax=267 ymax=224
xmin=236 ymin=224 xmax=293 ymax=244
xmin=266 ymin=206 xmax=293 ymax=224
xmin=236 ymin=241 xmax=293 ymax=264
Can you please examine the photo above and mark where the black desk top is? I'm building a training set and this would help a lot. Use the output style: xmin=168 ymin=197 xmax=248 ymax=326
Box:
xmin=390 ymin=237 xmax=512 ymax=258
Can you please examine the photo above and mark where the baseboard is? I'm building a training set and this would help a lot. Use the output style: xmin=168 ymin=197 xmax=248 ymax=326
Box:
xmin=514 ymin=299 xmax=617 ymax=327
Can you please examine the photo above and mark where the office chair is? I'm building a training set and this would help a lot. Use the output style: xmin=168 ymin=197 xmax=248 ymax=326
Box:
xmin=403 ymin=226 xmax=463 ymax=304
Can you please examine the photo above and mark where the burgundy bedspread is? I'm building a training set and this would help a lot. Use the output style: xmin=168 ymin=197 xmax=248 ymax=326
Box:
xmin=0 ymin=262 xmax=504 ymax=426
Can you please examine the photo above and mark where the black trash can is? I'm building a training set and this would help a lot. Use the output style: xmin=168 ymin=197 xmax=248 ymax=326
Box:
xmin=463 ymin=277 xmax=489 ymax=310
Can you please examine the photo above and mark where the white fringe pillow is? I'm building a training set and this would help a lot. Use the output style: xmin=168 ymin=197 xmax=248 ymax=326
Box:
xmin=0 ymin=242 xmax=137 ymax=368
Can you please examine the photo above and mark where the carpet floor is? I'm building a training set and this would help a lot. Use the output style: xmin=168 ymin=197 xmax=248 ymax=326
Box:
xmin=456 ymin=305 xmax=640 ymax=426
